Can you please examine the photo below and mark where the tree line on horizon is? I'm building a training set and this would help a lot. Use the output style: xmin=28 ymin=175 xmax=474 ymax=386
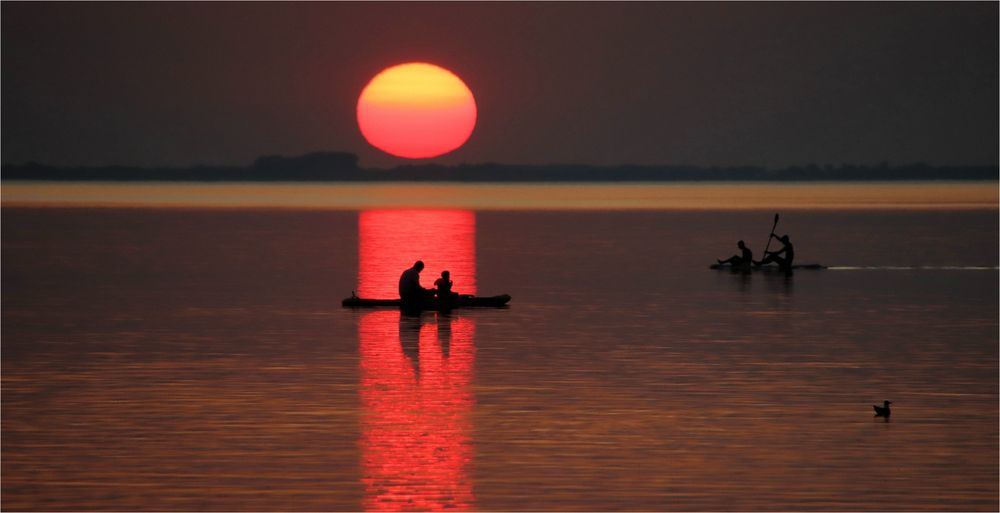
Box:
xmin=2 ymin=151 xmax=996 ymax=182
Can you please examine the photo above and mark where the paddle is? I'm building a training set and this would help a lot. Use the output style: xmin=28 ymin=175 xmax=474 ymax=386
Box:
xmin=761 ymin=213 xmax=779 ymax=260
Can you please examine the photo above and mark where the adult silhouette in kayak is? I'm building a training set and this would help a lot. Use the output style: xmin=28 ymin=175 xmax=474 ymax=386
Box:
xmin=754 ymin=234 xmax=795 ymax=271
xmin=399 ymin=260 xmax=433 ymax=302
xmin=717 ymin=240 xmax=753 ymax=267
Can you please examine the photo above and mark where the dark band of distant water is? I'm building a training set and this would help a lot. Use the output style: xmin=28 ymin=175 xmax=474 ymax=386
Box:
xmin=829 ymin=265 xmax=999 ymax=270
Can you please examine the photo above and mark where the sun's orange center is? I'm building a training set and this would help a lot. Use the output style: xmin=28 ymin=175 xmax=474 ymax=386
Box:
xmin=357 ymin=63 xmax=477 ymax=159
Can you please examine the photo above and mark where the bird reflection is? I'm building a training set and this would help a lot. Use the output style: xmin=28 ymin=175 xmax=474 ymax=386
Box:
xmin=358 ymin=310 xmax=476 ymax=511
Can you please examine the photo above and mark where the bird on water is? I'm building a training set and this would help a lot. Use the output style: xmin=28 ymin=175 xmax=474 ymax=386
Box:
xmin=873 ymin=400 xmax=892 ymax=417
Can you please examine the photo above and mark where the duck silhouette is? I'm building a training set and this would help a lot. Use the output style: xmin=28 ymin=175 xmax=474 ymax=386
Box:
xmin=873 ymin=400 xmax=892 ymax=417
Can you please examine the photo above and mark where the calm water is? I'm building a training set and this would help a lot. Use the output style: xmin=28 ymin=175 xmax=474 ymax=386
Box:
xmin=2 ymin=185 xmax=998 ymax=511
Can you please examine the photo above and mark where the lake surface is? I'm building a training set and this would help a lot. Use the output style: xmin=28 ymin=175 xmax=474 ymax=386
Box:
xmin=2 ymin=183 xmax=998 ymax=511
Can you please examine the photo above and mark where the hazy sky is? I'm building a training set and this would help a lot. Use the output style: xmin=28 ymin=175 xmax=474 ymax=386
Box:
xmin=3 ymin=2 xmax=997 ymax=169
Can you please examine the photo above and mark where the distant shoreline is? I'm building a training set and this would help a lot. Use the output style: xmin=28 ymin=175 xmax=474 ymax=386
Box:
xmin=2 ymin=151 xmax=997 ymax=182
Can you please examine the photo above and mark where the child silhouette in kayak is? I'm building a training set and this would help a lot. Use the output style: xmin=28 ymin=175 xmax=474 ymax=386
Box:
xmin=754 ymin=234 xmax=795 ymax=271
xmin=434 ymin=270 xmax=459 ymax=300
xmin=717 ymin=240 xmax=753 ymax=267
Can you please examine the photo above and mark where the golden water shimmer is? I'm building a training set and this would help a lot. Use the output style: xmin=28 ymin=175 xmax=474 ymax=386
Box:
xmin=2 ymin=181 xmax=997 ymax=210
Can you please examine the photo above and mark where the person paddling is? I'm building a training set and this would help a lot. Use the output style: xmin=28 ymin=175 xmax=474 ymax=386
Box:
xmin=754 ymin=234 xmax=795 ymax=271
xmin=717 ymin=240 xmax=753 ymax=267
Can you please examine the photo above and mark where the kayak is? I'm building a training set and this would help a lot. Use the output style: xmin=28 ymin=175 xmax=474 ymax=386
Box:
xmin=342 ymin=293 xmax=512 ymax=310
xmin=709 ymin=263 xmax=827 ymax=271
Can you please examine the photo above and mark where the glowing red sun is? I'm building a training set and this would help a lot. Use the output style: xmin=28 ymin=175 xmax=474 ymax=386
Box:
xmin=357 ymin=62 xmax=477 ymax=159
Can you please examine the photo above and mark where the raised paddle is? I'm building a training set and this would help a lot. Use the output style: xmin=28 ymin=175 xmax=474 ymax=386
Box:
xmin=761 ymin=213 xmax=779 ymax=259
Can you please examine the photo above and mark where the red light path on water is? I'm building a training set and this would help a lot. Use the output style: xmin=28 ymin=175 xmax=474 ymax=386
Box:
xmin=358 ymin=311 xmax=476 ymax=510
xmin=355 ymin=209 xmax=479 ymax=510
xmin=357 ymin=210 xmax=476 ymax=298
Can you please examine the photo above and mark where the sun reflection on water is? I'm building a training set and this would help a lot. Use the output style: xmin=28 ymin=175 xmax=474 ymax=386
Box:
xmin=359 ymin=311 xmax=476 ymax=511
xmin=357 ymin=209 xmax=479 ymax=511
xmin=358 ymin=210 xmax=476 ymax=298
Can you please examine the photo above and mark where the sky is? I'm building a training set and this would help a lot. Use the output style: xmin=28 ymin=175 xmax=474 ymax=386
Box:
xmin=2 ymin=2 xmax=997 ymax=169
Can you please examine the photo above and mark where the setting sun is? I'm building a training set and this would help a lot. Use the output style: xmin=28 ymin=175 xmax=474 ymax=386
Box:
xmin=357 ymin=62 xmax=477 ymax=159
